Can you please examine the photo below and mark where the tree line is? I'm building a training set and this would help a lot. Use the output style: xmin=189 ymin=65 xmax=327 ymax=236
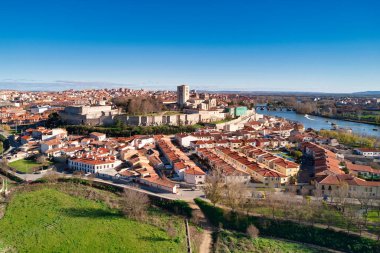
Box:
xmin=113 ymin=96 xmax=164 ymax=115
xmin=202 ymin=168 xmax=380 ymax=239
xmin=65 ymin=124 xmax=201 ymax=137
xmin=319 ymin=129 xmax=379 ymax=148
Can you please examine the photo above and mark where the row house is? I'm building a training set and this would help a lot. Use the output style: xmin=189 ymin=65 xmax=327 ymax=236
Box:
xmin=175 ymin=133 xmax=198 ymax=147
xmin=301 ymin=142 xmax=344 ymax=176
xmin=241 ymin=146 xmax=299 ymax=177
xmin=157 ymin=138 xmax=206 ymax=184
xmin=346 ymin=161 xmax=380 ymax=178
xmin=40 ymin=138 xmax=64 ymax=154
xmin=68 ymin=156 xmax=122 ymax=174
xmin=315 ymin=174 xmax=380 ymax=199
xmin=354 ymin=148 xmax=380 ymax=157
xmin=213 ymin=147 xmax=288 ymax=187
xmin=196 ymin=148 xmax=250 ymax=183
xmin=190 ymin=139 xmax=244 ymax=150
xmin=247 ymin=163 xmax=287 ymax=188
xmin=139 ymin=175 xmax=178 ymax=194
xmin=272 ymin=158 xmax=300 ymax=177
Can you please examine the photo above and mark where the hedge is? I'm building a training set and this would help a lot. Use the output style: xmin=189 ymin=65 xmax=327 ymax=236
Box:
xmin=194 ymin=198 xmax=380 ymax=253
xmin=64 ymin=124 xmax=201 ymax=137
xmin=149 ymin=196 xmax=192 ymax=218
xmin=0 ymin=167 xmax=24 ymax=183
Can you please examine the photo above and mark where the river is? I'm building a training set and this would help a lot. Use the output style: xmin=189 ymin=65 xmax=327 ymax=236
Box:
xmin=260 ymin=110 xmax=380 ymax=138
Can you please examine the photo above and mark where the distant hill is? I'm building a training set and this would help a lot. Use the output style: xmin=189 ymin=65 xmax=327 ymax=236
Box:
xmin=352 ymin=91 xmax=380 ymax=96
xmin=198 ymin=90 xmax=380 ymax=97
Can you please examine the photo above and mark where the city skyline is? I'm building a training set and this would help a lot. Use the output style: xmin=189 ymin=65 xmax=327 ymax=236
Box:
xmin=1 ymin=0 xmax=380 ymax=92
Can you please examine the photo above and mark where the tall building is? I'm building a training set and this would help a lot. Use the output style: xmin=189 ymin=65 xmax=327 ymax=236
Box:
xmin=177 ymin=84 xmax=189 ymax=107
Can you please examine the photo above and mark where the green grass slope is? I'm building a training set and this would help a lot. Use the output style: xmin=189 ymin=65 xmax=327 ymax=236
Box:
xmin=0 ymin=188 xmax=186 ymax=253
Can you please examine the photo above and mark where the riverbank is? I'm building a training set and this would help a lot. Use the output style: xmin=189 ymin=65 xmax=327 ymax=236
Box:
xmin=309 ymin=113 xmax=380 ymax=127
xmin=261 ymin=110 xmax=380 ymax=138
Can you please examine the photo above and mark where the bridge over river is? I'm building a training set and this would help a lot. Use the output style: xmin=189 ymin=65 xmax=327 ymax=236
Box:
xmin=254 ymin=104 xmax=295 ymax=112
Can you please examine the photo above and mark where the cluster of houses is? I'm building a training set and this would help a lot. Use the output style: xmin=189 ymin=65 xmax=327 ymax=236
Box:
xmin=15 ymin=127 xmax=179 ymax=193
xmin=8 ymin=105 xmax=380 ymax=199
xmin=301 ymin=142 xmax=380 ymax=198
xmin=0 ymin=106 xmax=61 ymax=126
xmin=157 ymin=138 xmax=206 ymax=185
xmin=195 ymin=146 xmax=299 ymax=188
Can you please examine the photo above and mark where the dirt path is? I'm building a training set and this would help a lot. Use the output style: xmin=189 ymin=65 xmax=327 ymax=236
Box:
xmin=188 ymin=202 xmax=213 ymax=253
xmin=199 ymin=229 xmax=212 ymax=253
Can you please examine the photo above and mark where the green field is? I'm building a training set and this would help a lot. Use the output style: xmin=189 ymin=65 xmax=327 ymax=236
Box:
xmin=216 ymin=230 xmax=324 ymax=253
xmin=0 ymin=188 xmax=187 ymax=253
xmin=8 ymin=159 xmax=49 ymax=173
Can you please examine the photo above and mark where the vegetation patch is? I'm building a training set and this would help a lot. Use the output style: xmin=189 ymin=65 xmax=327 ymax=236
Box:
xmin=319 ymin=129 xmax=378 ymax=148
xmin=215 ymin=229 xmax=323 ymax=253
xmin=194 ymin=198 xmax=380 ymax=253
xmin=0 ymin=188 xmax=187 ymax=252
xmin=65 ymin=124 xmax=202 ymax=137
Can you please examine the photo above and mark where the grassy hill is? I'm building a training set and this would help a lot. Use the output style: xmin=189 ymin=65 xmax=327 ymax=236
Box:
xmin=0 ymin=188 xmax=187 ymax=253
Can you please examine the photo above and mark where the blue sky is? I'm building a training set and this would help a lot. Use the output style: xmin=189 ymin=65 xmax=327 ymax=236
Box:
xmin=0 ymin=0 xmax=379 ymax=92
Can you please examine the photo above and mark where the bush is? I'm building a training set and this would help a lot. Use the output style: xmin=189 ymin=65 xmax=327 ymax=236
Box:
xmin=194 ymin=198 xmax=380 ymax=253
xmin=120 ymin=189 xmax=150 ymax=219
xmin=246 ymin=224 xmax=259 ymax=239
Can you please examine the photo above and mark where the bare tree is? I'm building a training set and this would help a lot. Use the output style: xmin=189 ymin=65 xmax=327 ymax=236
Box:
xmin=246 ymin=224 xmax=259 ymax=239
xmin=306 ymin=200 xmax=321 ymax=225
xmin=332 ymin=181 xmax=349 ymax=212
xmin=291 ymin=199 xmax=308 ymax=224
xmin=280 ymin=193 xmax=294 ymax=220
xmin=120 ymin=189 xmax=150 ymax=219
xmin=353 ymin=192 xmax=373 ymax=227
xmin=265 ymin=192 xmax=281 ymax=219
xmin=343 ymin=205 xmax=357 ymax=234
xmin=203 ymin=168 xmax=225 ymax=206
xmin=243 ymin=196 xmax=257 ymax=216
xmin=36 ymin=155 xmax=48 ymax=165
xmin=42 ymin=171 xmax=60 ymax=183
xmin=355 ymin=212 xmax=366 ymax=236
xmin=223 ymin=179 xmax=248 ymax=212
xmin=320 ymin=202 xmax=337 ymax=229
